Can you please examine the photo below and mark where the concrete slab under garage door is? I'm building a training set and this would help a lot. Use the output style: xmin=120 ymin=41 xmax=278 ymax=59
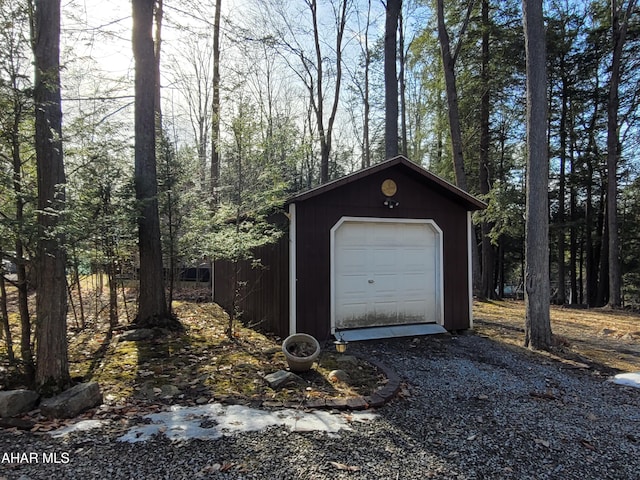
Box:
xmin=337 ymin=323 xmax=447 ymax=341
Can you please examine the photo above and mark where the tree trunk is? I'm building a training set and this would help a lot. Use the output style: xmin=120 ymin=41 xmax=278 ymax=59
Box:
xmin=436 ymin=0 xmax=467 ymax=191
xmin=362 ymin=0 xmax=371 ymax=168
xmin=10 ymin=74 xmax=34 ymax=380
xmin=606 ymin=0 xmax=635 ymax=308
xmin=0 ymin=273 xmax=15 ymax=363
xmin=211 ymin=0 xmax=222 ymax=201
xmin=569 ymin=147 xmax=578 ymax=304
xmin=522 ymin=0 xmax=551 ymax=350
xmin=597 ymin=201 xmax=609 ymax=306
xmin=32 ymin=0 xmax=70 ymax=392
xmin=479 ymin=0 xmax=495 ymax=300
xmin=132 ymin=0 xmax=177 ymax=329
xmin=385 ymin=0 xmax=401 ymax=159
xmin=398 ymin=7 xmax=407 ymax=156
xmin=556 ymin=65 xmax=568 ymax=305
xmin=436 ymin=0 xmax=480 ymax=293
xmin=154 ymin=0 xmax=163 ymax=128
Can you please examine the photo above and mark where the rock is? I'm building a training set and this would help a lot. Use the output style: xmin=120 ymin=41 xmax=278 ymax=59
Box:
xmin=264 ymin=370 xmax=303 ymax=389
xmin=40 ymin=382 xmax=103 ymax=419
xmin=118 ymin=328 xmax=155 ymax=342
xmin=328 ymin=370 xmax=351 ymax=383
xmin=0 ymin=390 xmax=39 ymax=417
xmin=160 ymin=385 xmax=181 ymax=397
xmin=0 ymin=417 xmax=36 ymax=430
xmin=139 ymin=381 xmax=178 ymax=399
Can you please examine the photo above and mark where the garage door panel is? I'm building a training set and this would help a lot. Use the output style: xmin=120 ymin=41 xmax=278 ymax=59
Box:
xmin=340 ymin=249 xmax=368 ymax=272
xmin=403 ymin=249 xmax=430 ymax=270
xmin=339 ymin=301 xmax=369 ymax=317
xmin=372 ymin=274 xmax=398 ymax=295
xmin=334 ymin=220 xmax=442 ymax=331
xmin=340 ymin=226 xmax=367 ymax=245
xmin=338 ymin=273 xmax=368 ymax=294
xmin=372 ymin=248 xmax=398 ymax=270
xmin=373 ymin=300 xmax=399 ymax=312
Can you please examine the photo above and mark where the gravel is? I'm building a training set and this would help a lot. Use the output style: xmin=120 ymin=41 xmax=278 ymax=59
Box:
xmin=1 ymin=333 xmax=639 ymax=479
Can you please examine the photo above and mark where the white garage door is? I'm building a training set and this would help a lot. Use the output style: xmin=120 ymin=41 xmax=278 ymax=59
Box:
xmin=332 ymin=219 xmax=442 ymax=331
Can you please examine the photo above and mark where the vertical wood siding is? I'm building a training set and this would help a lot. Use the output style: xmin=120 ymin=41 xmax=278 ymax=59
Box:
xmin=213 ymin=218 xmax=290 ymax=338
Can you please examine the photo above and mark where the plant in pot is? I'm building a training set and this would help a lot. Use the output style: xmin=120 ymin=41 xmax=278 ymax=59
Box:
xmin=282 ymin=333 xmax=321 ymax=372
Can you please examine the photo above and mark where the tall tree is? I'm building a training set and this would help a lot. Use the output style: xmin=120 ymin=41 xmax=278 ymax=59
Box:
xmin=211 ymin=0 xmax=222 ymax=201
xmin=434 ymin=0 xmax=481 ymax=295
xmin=31 ymin=0 xmax=70 ymax=391
xmin=385 ymin=0 xmax=401 ymax=158
xmin=479 ymin=0 xmax=495 ymax=299
xmin=132 ymin=0 xmax=179 ymax=329
xmin=436 ymin=0 xmax=473 ymax=191
xmin=606 ymin=0 xmax=636 ymax=308
xmin=522 ymin=0 xmax=551 ymax=349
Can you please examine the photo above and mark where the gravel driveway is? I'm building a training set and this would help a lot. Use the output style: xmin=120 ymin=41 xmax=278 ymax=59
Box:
xmin=1 ymin=334 xmax=639 ymax=479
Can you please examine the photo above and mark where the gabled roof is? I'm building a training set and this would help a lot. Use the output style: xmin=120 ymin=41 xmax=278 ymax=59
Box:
xmin=287 ymin=155 xmax=486 ymax=211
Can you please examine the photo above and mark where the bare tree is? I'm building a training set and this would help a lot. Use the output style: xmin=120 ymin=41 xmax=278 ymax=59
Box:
xmin=31 ymin=0 xmax=71 ymax=391
xmin=523 ymin=0 xmax=551 ymax=349
xmin=171 ymin=35 xmax=213 ymax=191
xmin=348 ymin=0 xmax=373 ymax=168
xmin=268 ymin=0 xmax=349 ymax=184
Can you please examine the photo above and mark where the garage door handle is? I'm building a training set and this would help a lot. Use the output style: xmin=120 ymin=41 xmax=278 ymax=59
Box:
xmin=368 ymin=279 xmax=375 ymax=284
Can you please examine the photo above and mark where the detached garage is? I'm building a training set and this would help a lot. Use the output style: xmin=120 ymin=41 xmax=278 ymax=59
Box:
xmin=213 ymin=155 xmax=486 ymax=342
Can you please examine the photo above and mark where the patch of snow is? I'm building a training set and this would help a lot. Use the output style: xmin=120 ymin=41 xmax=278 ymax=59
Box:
xmin=50 ymin=419 xmax=107 ymax=438
xmin=117 ymin=403 xmax=378 ymax=443
xmin=610 ymin=372 xmax=640 ymax=388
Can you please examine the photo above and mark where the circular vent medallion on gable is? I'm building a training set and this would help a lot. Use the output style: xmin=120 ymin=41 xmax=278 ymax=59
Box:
xmin=381 ymin=179 xmax=397 ymax=197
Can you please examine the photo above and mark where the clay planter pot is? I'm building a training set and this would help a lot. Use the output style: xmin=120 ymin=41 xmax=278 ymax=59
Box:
xmin=282 ymin=333 xmax=321 ymax=372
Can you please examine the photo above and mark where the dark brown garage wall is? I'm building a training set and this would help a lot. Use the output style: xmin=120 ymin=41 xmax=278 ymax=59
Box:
xmin=293 ymin=163 xmax=476 ymax=340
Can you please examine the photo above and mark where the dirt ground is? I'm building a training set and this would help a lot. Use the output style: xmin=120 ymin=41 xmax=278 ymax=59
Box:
xmin=473 ymin=300 xmax=640 ymax=374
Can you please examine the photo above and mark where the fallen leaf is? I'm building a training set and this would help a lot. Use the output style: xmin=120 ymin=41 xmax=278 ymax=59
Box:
xmin=580 ymin=439 xmax=596 ymax=451
xmin=329 ymin=461 xmax=361 ymax=472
